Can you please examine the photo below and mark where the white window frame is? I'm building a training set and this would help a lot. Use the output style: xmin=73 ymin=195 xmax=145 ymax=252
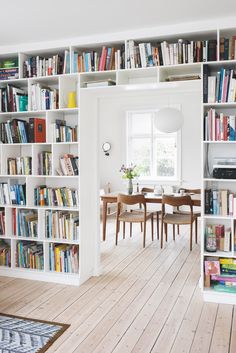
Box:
xmin=126 ymin=108 xmax=182 ymax=184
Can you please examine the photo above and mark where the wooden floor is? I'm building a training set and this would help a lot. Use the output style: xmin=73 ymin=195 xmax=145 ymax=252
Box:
xmin=0 ymin=220 xmax=236 ymax=353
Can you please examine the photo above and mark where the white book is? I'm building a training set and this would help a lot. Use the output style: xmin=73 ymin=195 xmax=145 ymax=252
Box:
xmin=229 ymin=193 xmax=234 ymax=215
xmin=233 ymin=197 xmax=236 ymax=217
xmin=208 ymin=76 xmax=216 ymax=103
xmin=163 ymin=41 xmax=170 ymax=65
xmin=212 ymin=108 xmax=216 ymax=141
xmin=129 ymin=40 xmax=135 ymax=69
xmin=224 ymin=229 xmax=231 ymax=252
xmin=139 ymin=43 xmax=147 ymax=68
xmin=190 ymin=41 xmax=194 ymax=63
xmin=187 ymin=44 xmax=191 ymax=64
xmin=161 ymin=42 xmax=166 ymax=66
xmin=169 ymin=44 xmax=174 ymax=65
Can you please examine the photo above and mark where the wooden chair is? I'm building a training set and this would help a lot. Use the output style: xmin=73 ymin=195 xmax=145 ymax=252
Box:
xmin=161 ymin=195 xmax=198 ymax=251
xmin=138 ymin=187 xmax=161 ymax=239
xmin=174 ymin=188 xmax=201 ymax=237
xmin=116 ymin=194 xmax=154 ymax=248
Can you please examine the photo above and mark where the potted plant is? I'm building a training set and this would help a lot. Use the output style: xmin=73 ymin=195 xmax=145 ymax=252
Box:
xmin=120 ymin=164 xmax=139 ymax=194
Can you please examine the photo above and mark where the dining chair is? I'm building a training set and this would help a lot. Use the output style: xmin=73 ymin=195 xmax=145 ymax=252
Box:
xmin=137 ymin=187 xmax=161 ymax=239
xmin=174 ymin=188 xmax=201 ymax=239
xmin=116 ymin=194 xmax=154 ymax=248
xmin=161 ymin=194 xmax=198 ymax=251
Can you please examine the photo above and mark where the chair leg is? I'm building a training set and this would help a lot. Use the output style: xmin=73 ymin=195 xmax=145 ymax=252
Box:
xmin=115 ymin=220 xmax=120 ymax=245
xmin=140 ymin=222 xmax=143 ymax=232
xmin=156 ymin=212 xmax=159 ymax=240
xmin=130 ymin=223 xmax=132 ymax=238
xmin=190 ymin=222 xmax=193 ymax=251
xmin=143 ymin=220 xmax=146 ymax=248
xmin=173 ymin=224 xmax=175 ymax=241
xmin=123 ymin=222 xmax=126 ymax=239
xmin=195 ymin=219 xmax=198 ymax=244
xmin=161 ymin=219 xmax=164 ymax=248
xmin=151 ymin=216 xmax=154 ymax=241
xmin=164 ymin=223 xmax=168 ymax=242
xmin=177 ymin=225 xmax=180 ymax=235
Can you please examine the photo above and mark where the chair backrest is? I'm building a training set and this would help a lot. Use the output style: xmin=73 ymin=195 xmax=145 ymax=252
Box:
xmin=117 ymin=193 xmax=147 ymax=219
xmin=162 ymin=194 xmax=193 ymax=207
xmin=179 ymin=188 xmax=201 ymax=195
xmin=117 ymin=193 xmax=146 ymax=206
xmin=141 ymin=187 xmax=154 ymax=193
xmin=162 ymin=194 xmax=193 ymax=220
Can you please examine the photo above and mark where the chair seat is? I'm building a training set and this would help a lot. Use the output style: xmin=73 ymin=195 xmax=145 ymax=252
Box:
xmin=163 ymin=213 xmax=197 ymax=225
xmin=131 ymin=209 xmax=161 ymax=218
xmin=119 ymin=211 xmax=153 ymax=223
xmin=174 ymin=210 xmax=201 ymax=217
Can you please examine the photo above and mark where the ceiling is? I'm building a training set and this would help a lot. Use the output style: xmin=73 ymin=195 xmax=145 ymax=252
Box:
xmin=1 ymin=0 xmax=236 ymax=47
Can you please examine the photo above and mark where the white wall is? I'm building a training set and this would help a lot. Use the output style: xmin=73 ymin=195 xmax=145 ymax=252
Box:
xmin=98 ymin=89 xmax=201 ymax=192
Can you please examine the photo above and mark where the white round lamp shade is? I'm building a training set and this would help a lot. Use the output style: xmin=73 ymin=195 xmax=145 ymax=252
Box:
xmin=155 ymin=107 xmax=184 ymax=133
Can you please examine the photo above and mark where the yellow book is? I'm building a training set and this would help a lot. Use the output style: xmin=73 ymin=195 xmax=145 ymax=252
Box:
xmin=220 ymin=258 xmax=236 ymax=265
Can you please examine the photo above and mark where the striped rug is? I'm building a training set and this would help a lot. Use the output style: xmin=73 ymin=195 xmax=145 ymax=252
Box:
xmin=0 ymin=313 xmax=69 ymax=353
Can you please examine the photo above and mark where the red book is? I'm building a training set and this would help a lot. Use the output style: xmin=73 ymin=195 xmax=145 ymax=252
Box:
xmin=29 ymin=118 xmax=46 ymax=143
xmin=215 ymin=225 xmax=224 ymax=249
xmin=12 ymin=208 xmax=16 ymax=235
xmin=223 ymin=116 xmax=228 ymax=140
xmin=99 ymin=47 xmax=107 ymax=71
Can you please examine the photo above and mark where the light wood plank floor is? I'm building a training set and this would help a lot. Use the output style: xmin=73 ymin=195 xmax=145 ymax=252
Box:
xmin=0 ymin=220 xmax=236 ymax=353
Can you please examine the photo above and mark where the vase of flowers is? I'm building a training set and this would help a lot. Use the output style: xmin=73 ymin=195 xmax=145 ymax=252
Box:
xmin=120 ymin=164 xmax=138 ymax=195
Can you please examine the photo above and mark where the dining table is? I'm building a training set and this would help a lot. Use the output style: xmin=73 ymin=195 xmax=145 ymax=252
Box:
xmin=100 ymin=192 xmax=201 ymax=241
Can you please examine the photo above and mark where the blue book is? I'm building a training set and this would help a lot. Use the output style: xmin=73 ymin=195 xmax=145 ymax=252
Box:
xmin=229 ymin=115 xmax=235 ymax=141
xmin=85 ymin=53 xmax=89 ymax=72
xmin=73 ymin=52 xmax=78 ymax=73
xmin=218 ymin=68 xmax=225 ymax=102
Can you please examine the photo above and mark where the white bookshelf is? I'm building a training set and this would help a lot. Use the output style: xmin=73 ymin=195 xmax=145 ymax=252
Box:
xmin=0 ymin=26 xmax=236 ymax=293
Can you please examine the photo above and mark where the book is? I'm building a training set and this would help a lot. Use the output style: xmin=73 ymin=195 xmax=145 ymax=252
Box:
xmin=17 ymin=210 xmax=38 ymax=238
xmin=34 ymin=186 xmax=79 ymax=207
xmin=51 ymin=120 xmax=77 ymax=143
xmin=23 ymin=53 xmax=67 ymax=77
xmin=165 ymin=74 xmax=201 ymax=82
xmin=16 ymin=241 xmax=43 ymax=270
xmin=0 ymin=183 xmax=26 ymax=205
xmin=127 ymin=39 xmax=216 ymax=69
xmin=30 ymin=84 xmax=59 ymax=111
xmin=0 ymin=85 xmax=28 ymax=112
xmin=72 ymin=45 xmax=125 ymax=72
xmin=28 ymin=118 xmax=46 ymax=143
xmin=38 ymin=151 xmax=52 ymax=175
xmin=205 ymin=259 xmax=220 ymax=275
xmin=49 ymin=243 xmax=79 ymax=273
xmin=205 ymin=68 xmax=236 ymax=103
xmin=8 ymin=157 xmax=32 ymax=175
xmin=84 ymin=79 xmax=116 ymax=88
xmin=58 ymin=154 xmax=79 ymax=176
xmin=45 ymin=210 xmax=79 ymax=241
xmin=0 ymin=239 xmax=10 ymax=267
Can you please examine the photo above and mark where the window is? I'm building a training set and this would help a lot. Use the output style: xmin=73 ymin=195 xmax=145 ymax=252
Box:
xmin=126 ymin=110 xmax=181 ymax=181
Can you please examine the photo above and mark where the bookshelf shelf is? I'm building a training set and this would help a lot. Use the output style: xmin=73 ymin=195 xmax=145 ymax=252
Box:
xmin=203 ymin=251 xmax=233 ymax=258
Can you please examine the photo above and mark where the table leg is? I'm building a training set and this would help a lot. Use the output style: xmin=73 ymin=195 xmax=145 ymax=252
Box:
xmin=102 ymin=200 xmax=108 ymax=241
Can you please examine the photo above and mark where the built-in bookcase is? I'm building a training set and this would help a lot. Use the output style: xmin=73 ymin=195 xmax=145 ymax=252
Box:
xmin=201 ymin=26 xmax=236 ymax=304
xmin=1 ymin=26 xmax=236 ymax=290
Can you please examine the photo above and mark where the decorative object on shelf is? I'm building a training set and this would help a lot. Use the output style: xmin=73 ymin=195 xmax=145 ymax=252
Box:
xmin=120 ymin=164 xmax=139 ymax=195
xmin=155 ymin=107 xmax=184 ymax=133
xmin=67 ymin=91 xmax=77 ymax=108
xmin=102 ymin=142 xmax=111 ymax=156
xmin=205 ymin=225 xmax=217 ymax=252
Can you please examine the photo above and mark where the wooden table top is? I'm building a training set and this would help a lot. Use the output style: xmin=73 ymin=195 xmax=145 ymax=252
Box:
xmin=101 ymin=192 xmax=201 ymax=207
